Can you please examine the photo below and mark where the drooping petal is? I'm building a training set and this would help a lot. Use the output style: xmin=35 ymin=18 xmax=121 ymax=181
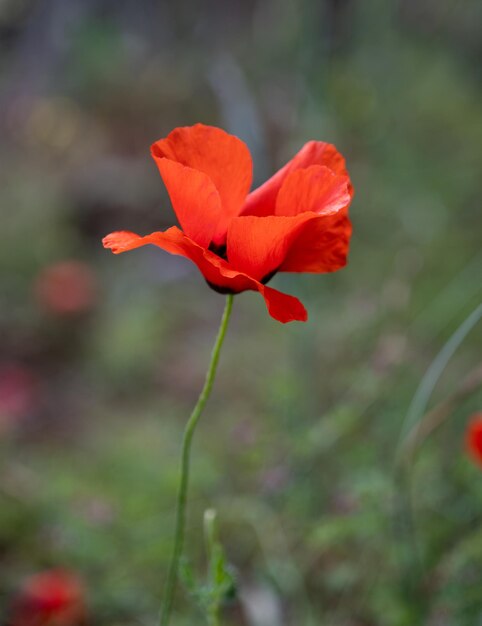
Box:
xmin=242 ymin=140 xmax=352 ymax=218
xmin=226 ymin=214 xmax=316 ymax=281
xmin=103 ymin=228 xmax=307 ymax=323
xmin=280 ymin=213 xmax=352 ymax=273
xmin=151 ymin=124 xmax=253 ymax=243
xmin=275 ymin=165 xmax=351 ymax=217
xmin=153 ymin=159 xmax=222 ymax=247
xmin=258 ymin=285 xmax=307 ymax=323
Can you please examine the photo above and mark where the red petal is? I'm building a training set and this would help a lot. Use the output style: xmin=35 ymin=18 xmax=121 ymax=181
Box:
xmin=280 ymin=214 xmax=352 ymax=273
xmin=102 ymin=231 xmax=155 ymax=254
xmin=226 ymin=214 xmax=315 ymax=281
xmin=227 ymin=164 xmax=351 ymax=279
xmin=258 ymin=285 xmax=307 ymax=323
xmin=102 ymin=228 xmax=249 ymax=289
xmin=103 ymin=228 xmax=307 ymax=323
xmin=275 ymin=165 xmax=351 ymax=217
xmin=154 ymin=159 xmax=222 ymax=247
xmin=151 ymin=124 xmax=252 ymax=243
xmin=242 ymin=140 xmax=352 ymax=217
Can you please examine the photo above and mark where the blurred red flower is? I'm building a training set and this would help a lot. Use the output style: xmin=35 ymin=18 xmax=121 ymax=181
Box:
xmin=103 ymin=124 xmax=353 ymax=323
xmin=10 ymin=570 xmax=85 ymax=626
xmin=466 ymin=413 xmax=482 ymax=467
xmin=35 ymin=261 xmax=96 ymax=316
xmin=0 ymin=364 xmax=36 ymax=434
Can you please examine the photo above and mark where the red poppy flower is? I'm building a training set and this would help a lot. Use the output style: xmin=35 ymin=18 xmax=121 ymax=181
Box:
xmin=0 ymin=364 xmax=37 ymax=435
xmin=35 ymin=261 xmax=96 ymax=316
xmin=10 ymin=570 xmax=85 ymax=626
xmin=466 ymin=413 xmax=482 ymax=467
xmin=103 ymin=124 xmax=353 ymax=323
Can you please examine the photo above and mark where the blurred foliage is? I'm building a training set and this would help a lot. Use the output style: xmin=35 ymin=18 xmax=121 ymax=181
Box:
xmin=0 ymin=0 xmax=481 ymax=624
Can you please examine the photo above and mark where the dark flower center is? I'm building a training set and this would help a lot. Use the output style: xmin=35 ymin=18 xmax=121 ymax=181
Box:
xmin=260 ymin=268 xmax=278 ymax=284
xmin=208 ymin=242 xmax=227 ymax=260
xmin=206 ymin=281 xmax=237 ymax=294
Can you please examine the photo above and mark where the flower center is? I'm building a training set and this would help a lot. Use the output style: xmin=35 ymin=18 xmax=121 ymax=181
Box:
xmin=208 ymin=242 xmax=227 ymax=260
xmin=260 ymin=269 xmax=278 ymax=284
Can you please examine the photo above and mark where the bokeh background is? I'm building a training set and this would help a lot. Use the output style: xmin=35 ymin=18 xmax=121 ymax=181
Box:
xmin=1 ymin=0 xmax=481 ymax=624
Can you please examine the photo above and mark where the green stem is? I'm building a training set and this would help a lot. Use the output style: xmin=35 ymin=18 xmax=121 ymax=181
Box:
xmin=160 ymin=295 xmax=234 ymax=626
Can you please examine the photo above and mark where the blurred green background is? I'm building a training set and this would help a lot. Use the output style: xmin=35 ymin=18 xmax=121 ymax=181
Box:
xmin=1 ymin=0 xmax=481 ymax=624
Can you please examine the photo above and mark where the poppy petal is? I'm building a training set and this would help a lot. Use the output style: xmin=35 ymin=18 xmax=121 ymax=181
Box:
xmin=102 ymin=228 xmax=244 ymax=289
xmin=154 ymin=158 xmax=222 ymax=247
xmin=275 ymin=165 xmax=351 ymax=217
xmin=151 ymin=124 xmax=253 ymax=243
xmin=226 ymin=214 xmax=316 ymax=281
xmin=258 ymin=285 xmax=308 ymax=323
xmin=280 ymin=213 xmax=352 ymax=273
xmin=103 ymin=229 xmax=307 ymax=323
xmin=102 ymin=229 xmax=189 ymax=256
xmin=103 ymin=228 xmax=254 ymax=290
xmin=242 ymin=141 xmax=352 ymax=218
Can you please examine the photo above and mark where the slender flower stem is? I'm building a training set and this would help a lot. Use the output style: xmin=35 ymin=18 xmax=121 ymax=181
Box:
xmin=160 ymin=295 xmax=234 ymax=626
